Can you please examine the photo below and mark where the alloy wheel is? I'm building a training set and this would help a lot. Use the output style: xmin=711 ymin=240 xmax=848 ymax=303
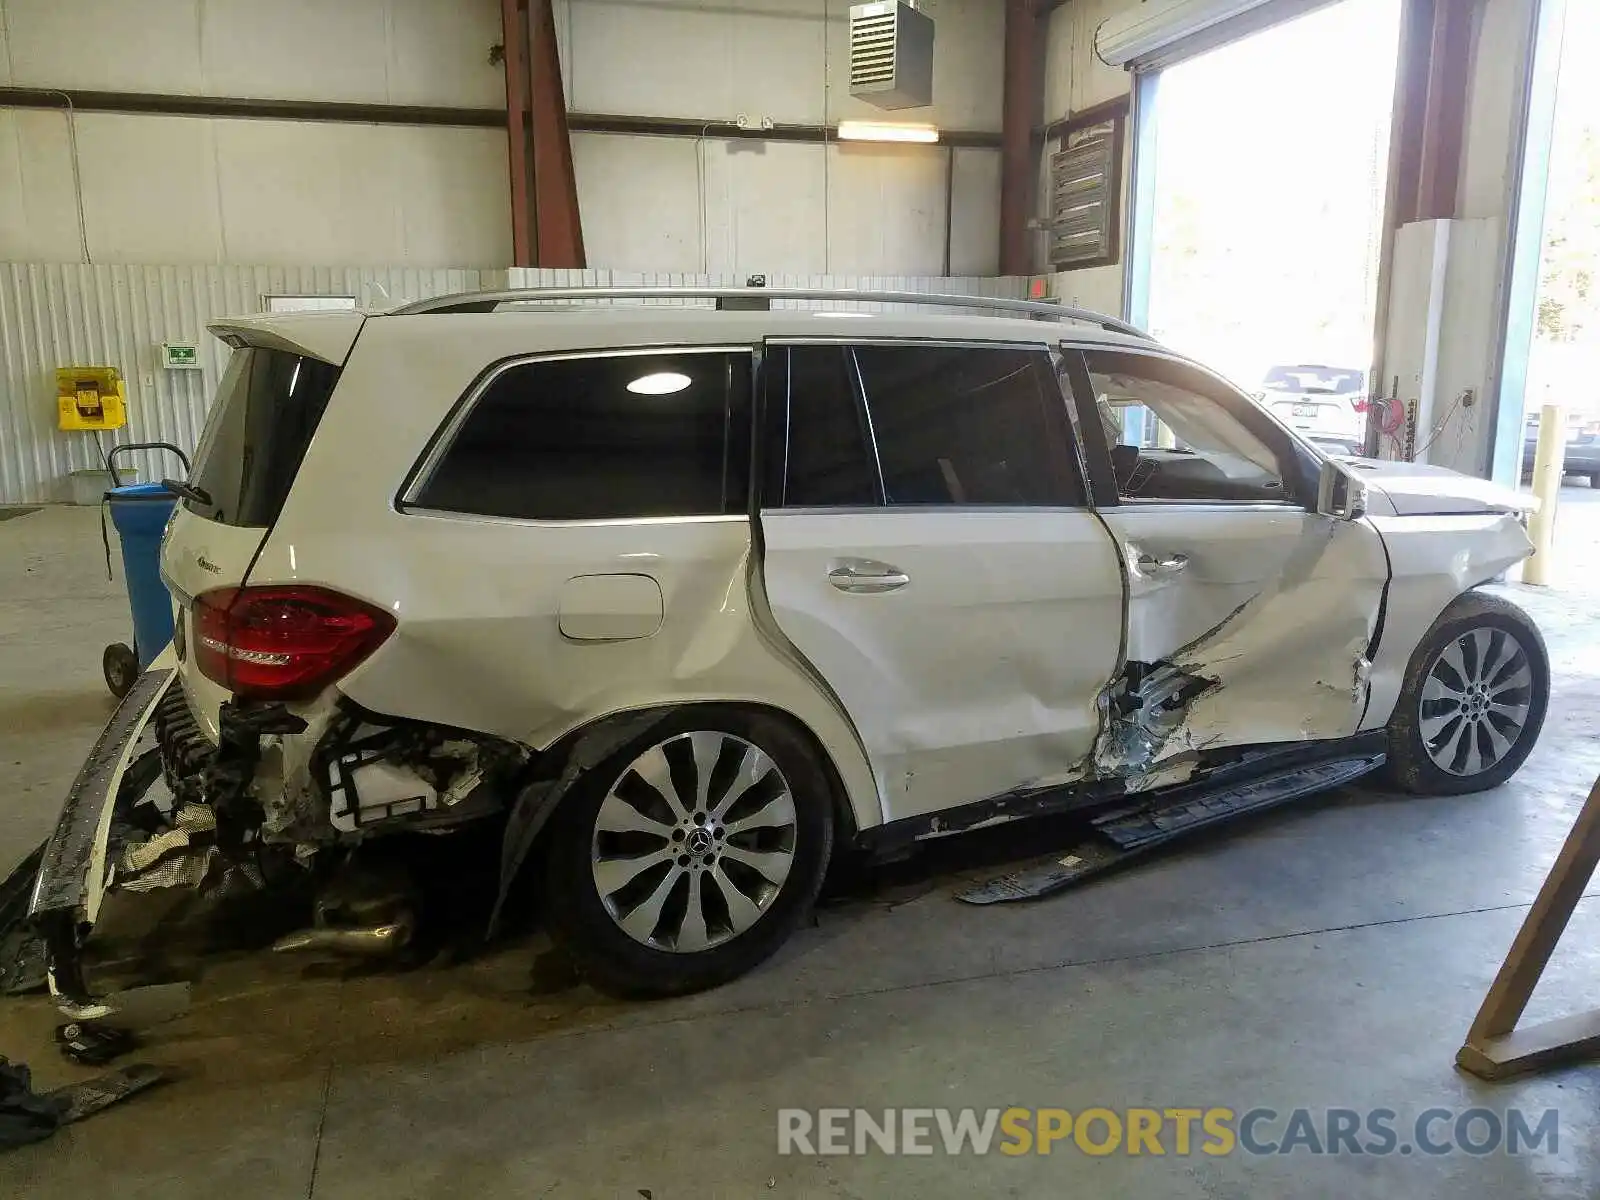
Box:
xmin=1419 ymin=626 xmax=1534 ymax=777
xmin=590 ymin=731 xmax=798 ymax=952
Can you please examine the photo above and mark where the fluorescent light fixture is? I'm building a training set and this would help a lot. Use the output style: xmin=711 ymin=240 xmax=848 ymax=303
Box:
xmin=836 ymin=120 xmax=939 ymax=144
xmin=627 ymin=371 xmax=692 ymax=396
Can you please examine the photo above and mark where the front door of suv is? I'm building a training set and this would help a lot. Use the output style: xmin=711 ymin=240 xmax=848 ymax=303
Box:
xmin=755 ymin=341 xmax=1125 ymax=824
xmin=1061 ymin=344 xmax=1391 ymax=767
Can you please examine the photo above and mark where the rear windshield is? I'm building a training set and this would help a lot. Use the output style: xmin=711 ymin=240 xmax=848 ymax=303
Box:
xmin=1262 ymin=365 xmax=1363 ymax=394
xmin=185 ymin=347 xmax=341 ymax=527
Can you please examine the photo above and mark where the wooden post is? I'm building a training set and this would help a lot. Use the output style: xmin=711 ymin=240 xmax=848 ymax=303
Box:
xmin=1457 ymin=771 xmax=1600 ymax=1080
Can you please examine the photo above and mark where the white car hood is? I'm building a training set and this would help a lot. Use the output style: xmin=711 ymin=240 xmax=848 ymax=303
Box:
xmin=1342 ymin=457 xmax=1535 ymax=517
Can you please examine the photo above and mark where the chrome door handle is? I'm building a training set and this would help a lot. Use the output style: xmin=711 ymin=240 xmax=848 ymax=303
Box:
xmin=1136 ymin=552 xmax=1189 ymax=576
xmin=828 ymin=559 xmax=910 ymax=594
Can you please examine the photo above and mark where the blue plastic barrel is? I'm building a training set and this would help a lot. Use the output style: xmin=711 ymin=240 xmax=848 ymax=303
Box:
xmin=108 ymin=482 xmax=178 ymax=668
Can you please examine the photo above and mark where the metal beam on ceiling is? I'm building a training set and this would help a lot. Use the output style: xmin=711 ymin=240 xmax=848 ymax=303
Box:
xmin=0 ymin=89 xmax=1003 ymax=146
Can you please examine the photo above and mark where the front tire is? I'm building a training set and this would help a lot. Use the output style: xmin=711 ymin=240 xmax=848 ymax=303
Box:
xmin=541 ymin=709 xmax=834 ymax=997
xmin=1383 ymin=591 xmax=1549 ymax=795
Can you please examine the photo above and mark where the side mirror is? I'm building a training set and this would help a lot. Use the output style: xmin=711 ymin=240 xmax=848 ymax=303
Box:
xmin=1316 ymin=458 xmax=1368 ymax=521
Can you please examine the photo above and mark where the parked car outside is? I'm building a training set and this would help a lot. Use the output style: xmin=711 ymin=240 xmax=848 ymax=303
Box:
xmin=1259 ymin=363 xmax=1368 ymax=457
xmin=29 ymin=289 xmax=1546 ymax=1007
xmin=1521 ymin=409 xmax=1600 ymax=487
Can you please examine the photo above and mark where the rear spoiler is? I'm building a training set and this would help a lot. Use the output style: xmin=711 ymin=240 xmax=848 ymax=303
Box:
xmin=207 ymin=312 xmax=366 ymax=366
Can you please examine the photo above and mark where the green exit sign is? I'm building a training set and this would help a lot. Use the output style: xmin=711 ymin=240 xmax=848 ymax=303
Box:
xmin=161 ymin=341 xmax=201 ymax=370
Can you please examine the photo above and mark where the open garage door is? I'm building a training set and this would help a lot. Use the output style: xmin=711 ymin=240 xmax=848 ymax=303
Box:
xmin=1098 ymin=0 xmax=1357 ymax=71
xmin=1123 ymin=0 xmax=1402 ymax=457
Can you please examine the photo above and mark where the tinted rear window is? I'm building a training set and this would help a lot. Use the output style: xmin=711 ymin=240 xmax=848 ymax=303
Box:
xmin=1262 ymin=366 xmax=1363 ymax=394
xmin=415 ymin=351 xmax=752 ymax=521
xmin=854 ymin=345 xmax=1083 ymax=506
xmin=185 ymin=347 xmax=341 ymax=527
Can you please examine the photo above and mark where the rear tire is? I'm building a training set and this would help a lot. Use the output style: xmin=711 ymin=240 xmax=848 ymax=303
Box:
xmin=1382 ymin=591 xmax=1548 ymax=795
xmin=541 ymin=708 xmax=834 ymax=998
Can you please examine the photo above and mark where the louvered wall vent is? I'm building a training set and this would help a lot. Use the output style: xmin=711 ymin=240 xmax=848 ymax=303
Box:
xmin=1050 ymin=126 xmax=1122 ymax=270
xmin=848 ymin=2 xmax=934 ymax=110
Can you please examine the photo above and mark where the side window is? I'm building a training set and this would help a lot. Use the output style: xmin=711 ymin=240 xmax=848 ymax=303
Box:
xmin=1083 ymin=350 xmax=1292 ymax=504
xmin=416 ymin=351 xmax=751 ymax=521
xmin=767 ymin=346 xmax=879 ymax=507
xmin=852 ymin=345 xmax=1084 ymax=507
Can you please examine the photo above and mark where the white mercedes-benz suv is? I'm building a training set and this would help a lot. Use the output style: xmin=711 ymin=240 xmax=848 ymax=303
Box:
xmin=29 ymin=287 xmax=1546 ymax=1004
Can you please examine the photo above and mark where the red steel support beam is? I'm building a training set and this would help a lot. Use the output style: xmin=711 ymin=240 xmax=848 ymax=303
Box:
xmin=1415 ymin=0 xmax=1474 ymax=220
xmin=999 ymin=0 xmax=1042 ymax=275
xmin=1391 ymin=0 xmax=1476 ymax=225
xmin=526 ymin=0 xmax=585 ymax=267
xmin=500 ymin=0 xmax=533 ymax=266
xmin=502 ymin=0 xmax=584 ymax=267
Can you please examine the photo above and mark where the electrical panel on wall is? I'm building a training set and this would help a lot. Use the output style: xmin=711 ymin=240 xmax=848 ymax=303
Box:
xmin=848 ymin=1 xmax=934 ymax=110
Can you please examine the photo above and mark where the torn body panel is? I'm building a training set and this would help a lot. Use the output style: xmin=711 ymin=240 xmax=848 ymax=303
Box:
xmin=1091 ymin=509 xmax=1390 ymax=781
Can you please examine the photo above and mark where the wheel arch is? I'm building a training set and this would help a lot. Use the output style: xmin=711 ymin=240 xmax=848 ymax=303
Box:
xmin=1359 ymin=512 xmax=1535 ymax=732
xmin=488 ymin=698 xmax=871 ymax=933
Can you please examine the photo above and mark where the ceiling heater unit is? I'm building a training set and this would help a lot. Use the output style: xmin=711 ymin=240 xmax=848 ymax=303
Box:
xmin=848 ymin=1 xmax=934 ymax=110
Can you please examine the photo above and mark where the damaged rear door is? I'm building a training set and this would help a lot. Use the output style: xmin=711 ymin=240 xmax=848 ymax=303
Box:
xmin=1062 ymin=346 xmax=1390 ymax=785
xmin=756 ymin=341 xmax=1125 ymax=824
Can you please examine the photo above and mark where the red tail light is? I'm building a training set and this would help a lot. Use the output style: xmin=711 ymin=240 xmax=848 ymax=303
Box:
xmin=194 ymin=585 xmax=395 ymax=701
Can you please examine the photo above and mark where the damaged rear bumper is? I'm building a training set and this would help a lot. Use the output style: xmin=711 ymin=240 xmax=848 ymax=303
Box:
xmin=29 ymin=664 xmax=176 ymax=1010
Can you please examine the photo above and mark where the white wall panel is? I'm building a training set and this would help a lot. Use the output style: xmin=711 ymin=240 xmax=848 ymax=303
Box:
xmin=1457 ymin=0 xmax=1534 ymax=220
xmin=386 ymin=0 xmax=508 ymax=107
xmin=0 ymin=263 xmax=507 ymax=505
xmin=199 ymin=0 xmax=393 ymax=104
xmin=1044 ymin=0 xmax=1141 ymax=117
xmin=704 ymin=142 xmax=828 ymax=274
xmin=568 ymin=0 xmax=826 ymax=123
xmin=3 ymin=0 xmax=504 ymax=105
xmin=19 ymin=117 xmax=507 ymax=267
xmin=4 ymin=0 xmax=206 ymax=95
xmin=74 ymin=116 xmax=226 ymax=264
xmin=825 ymin=144 xmax=947 ymax=276
xmin=948 ymin=147 xmax=1001 ymax=276
xmin=572 ymin=133 xmax=703 ymax=272
xmin=572 ymin=136 xmax=999 ymax=277
xmin=0 ymin=111 xmax=83 ymax=263
xmin=1045 ymin=266 xmax=1125 ymax=316
xmin=390 ymin=127 xmax=517 ymax=267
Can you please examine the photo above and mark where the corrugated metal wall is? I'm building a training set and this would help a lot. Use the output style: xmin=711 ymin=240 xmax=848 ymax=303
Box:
xmin=0 ymin=264 xmax=1033 ymax=505
xmin=0 ymin=263 xmax=506 ymax=504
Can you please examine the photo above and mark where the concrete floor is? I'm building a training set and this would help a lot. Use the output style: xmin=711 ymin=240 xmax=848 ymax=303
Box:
xmin=4 ymin=495 xmax=1600 ymax=1197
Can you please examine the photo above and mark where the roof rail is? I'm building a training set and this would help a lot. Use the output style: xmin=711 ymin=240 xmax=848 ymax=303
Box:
xmin=388 ymin=286 xmax=1151 ymax=340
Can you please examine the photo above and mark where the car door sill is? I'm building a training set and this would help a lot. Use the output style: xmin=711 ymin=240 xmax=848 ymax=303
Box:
xmin=857 ymin=730 xmax=1388 ymax=859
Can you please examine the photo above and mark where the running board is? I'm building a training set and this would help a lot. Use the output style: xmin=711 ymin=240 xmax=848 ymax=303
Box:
xmin=955 ymin=753 xmax=1383 ymax=905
